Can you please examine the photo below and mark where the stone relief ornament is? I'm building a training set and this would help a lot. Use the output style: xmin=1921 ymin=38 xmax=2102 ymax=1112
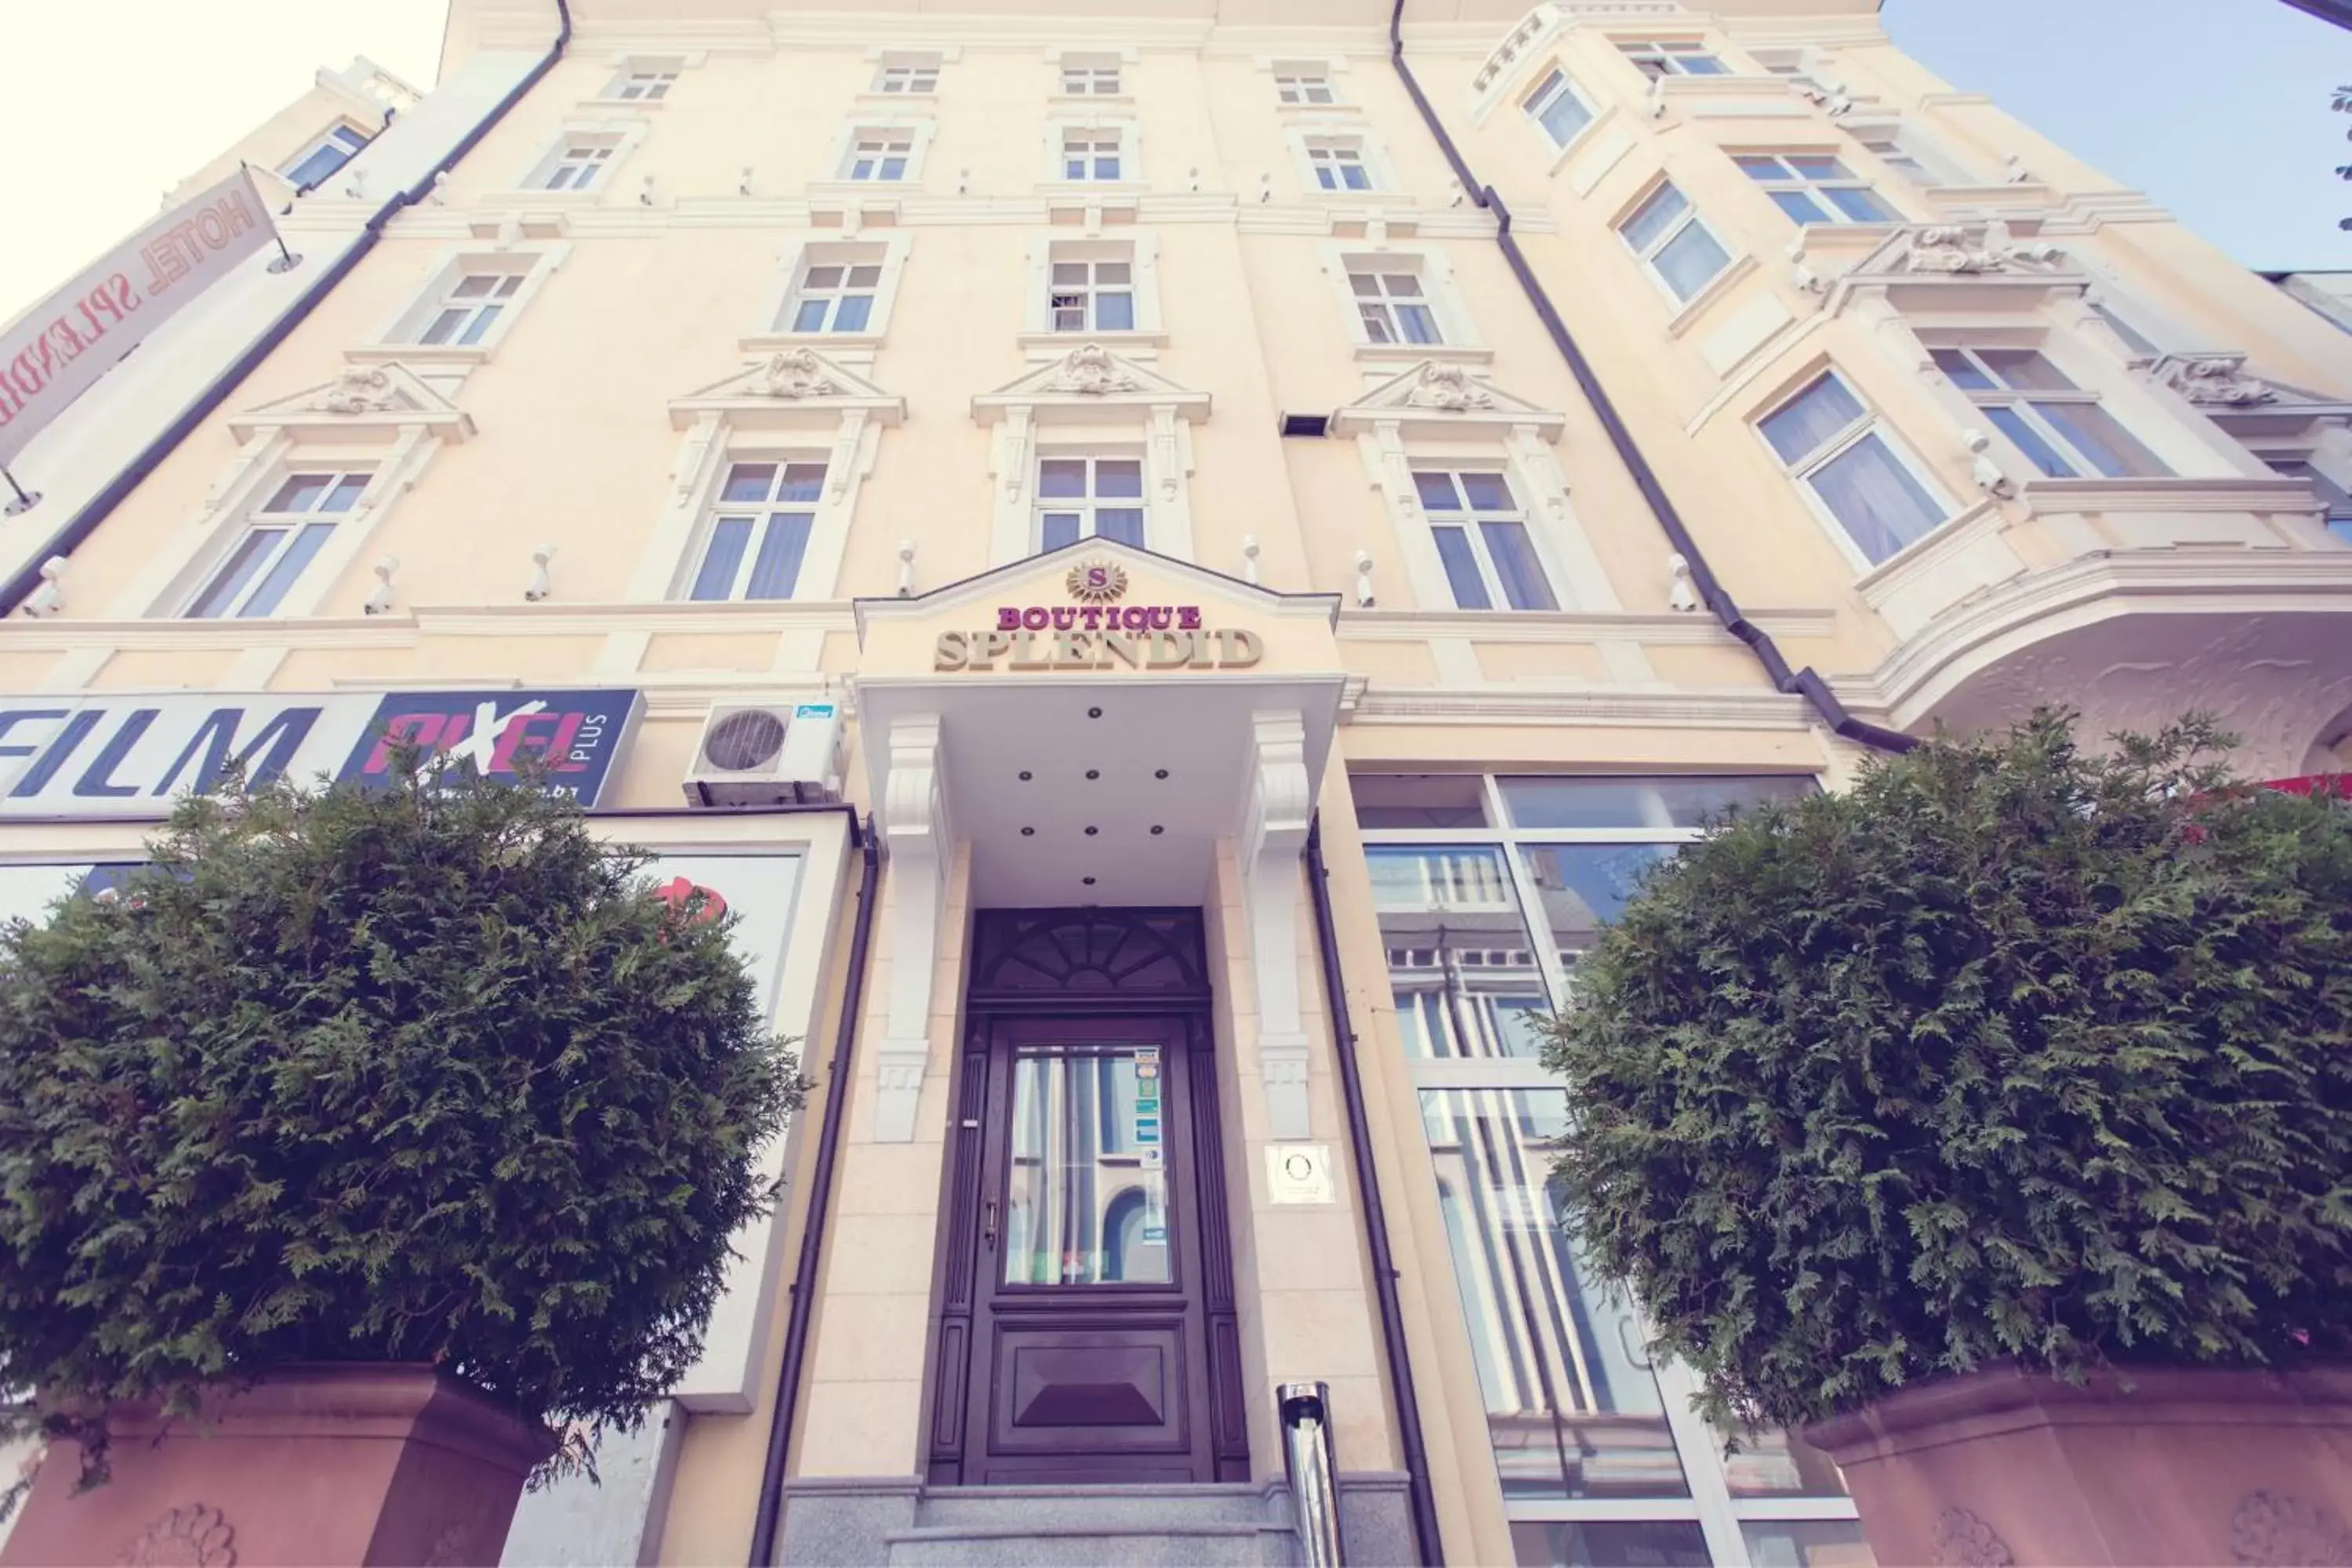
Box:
xmin=746 ymin=348 xmax=842 ymax=399
xmin=2231 ymin=1490 xmax=2352 ymax=1566
xmin=1903 ymin=220 xmax=2063 ymax=276
xmin=313 ymin=367 xmax=398 ymax=415
xmin=1401 ymin=362 xmax=1494 ymax=412
xmin=1930 ymin=1507 xmax=2015 ymax=1567
xmin=1047 ymin=343 xmax=1140 ymax=396
xmin=121 ymin=1502 xmax=238 ymax=1567
xmin=2159 ymin=354 xmax=2279 ymax=408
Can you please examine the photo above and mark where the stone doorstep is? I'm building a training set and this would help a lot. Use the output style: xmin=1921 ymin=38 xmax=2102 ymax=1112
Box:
xmin=884 ymin=1523 xmax=1290 ymax=1568
xmin=912 ymin=1480 xmax=1284 ymax=1529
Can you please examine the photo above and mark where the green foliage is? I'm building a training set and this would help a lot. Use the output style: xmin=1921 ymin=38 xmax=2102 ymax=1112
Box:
xmin=0 ymin=760 xmax=800 ymax=1480
xmin=1541 ymin=712 xmax=2352 ymax=1432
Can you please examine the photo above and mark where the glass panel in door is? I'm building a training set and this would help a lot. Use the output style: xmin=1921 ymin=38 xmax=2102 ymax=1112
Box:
xmin=1003 ymin=1045 xmax=1172 ymax=1287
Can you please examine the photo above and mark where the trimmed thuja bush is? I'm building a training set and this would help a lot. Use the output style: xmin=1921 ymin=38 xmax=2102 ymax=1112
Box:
xmin=0 ymin=760 xmax=799 ymax=1489
xmin=1542 ymin=712 xmax=2352 ymax=1432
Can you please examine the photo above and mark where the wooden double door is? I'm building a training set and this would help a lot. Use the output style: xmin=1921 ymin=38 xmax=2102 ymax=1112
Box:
xmin=926 ymin=910 xmax=1249 ymax=1486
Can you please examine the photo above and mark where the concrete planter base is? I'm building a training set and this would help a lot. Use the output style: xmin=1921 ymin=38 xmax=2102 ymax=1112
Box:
xmin=1804 ymin=1363 xmax=2352 ymax=1565
xmin=2 ymin=1363 xmax=552 ymax=1567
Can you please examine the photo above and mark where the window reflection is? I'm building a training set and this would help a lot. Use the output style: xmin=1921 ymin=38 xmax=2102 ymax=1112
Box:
xmin=1518 ymin=844 xmax=1675 ymax=975
xmin=1372 ymin=847 xmax=1548 ymax=1060
xmin=1509 ymin=1519 xmax=1712 ymax=1566
xmin=1004 ymin=1047 xmax=1170 ymax=1286
xmin=1421 ymin=1087 xmax=1688 ymax=1498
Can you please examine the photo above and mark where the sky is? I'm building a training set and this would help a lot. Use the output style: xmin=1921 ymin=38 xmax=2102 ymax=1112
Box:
xmin=0 ymin=0 xmax=2345 ymax=327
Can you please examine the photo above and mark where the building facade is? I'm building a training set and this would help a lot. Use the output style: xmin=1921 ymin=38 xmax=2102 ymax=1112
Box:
xmin=2 ymin=2 xmax=2350 ymax=1565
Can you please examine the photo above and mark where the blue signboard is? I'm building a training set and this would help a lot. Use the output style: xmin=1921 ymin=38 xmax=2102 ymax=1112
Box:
xmin=335 ymin=689 xmax=644 ymax=807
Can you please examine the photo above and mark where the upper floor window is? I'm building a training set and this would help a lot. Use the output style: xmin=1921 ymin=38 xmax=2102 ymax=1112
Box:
xmin=686 ymin=460 xmax=825 ymax=601
xmin=782 ymin=249 xmax=883 ymax=332
xmin=1273 ymin=64 xmax=1335 ymax=105
xmin=1853 ymin=126 xmax=1965 ymax=187
xmin=1932 ymin=347 xmax=2171 ymax=480
xmin=1736 ymin=153 xmax=1896 ymax=225
xmin=1060 ymin=56 xmax=1123 ymax=96
xmin=284 ymin=125 xmax=370 ymax=189
xmin=184 ymin=471 xmax=368 ymax=619
xmin=1617 ymin=181 xmax=1730 ymax=303
xmin=1523 ymin=69 xmax=1595 ymax=147
xmin=1037 ymin=456 xmax=1144 ymax=550
xmin=1755 ymin=51 xmax=1835 ymax=95
xmin=1351 ymin=265 xmax=1442 ymax=345
xmin=1051 ymin=252 xmax=1135 ymax=332
xmin=415 ymin=270 xmax=525 ymax=347
xmin=845 ymin=129 xmax=914 ymax=182
xmin=541 ymin=140 xmax=616 ymax=191
xmin=611 ymin=67 xmax=677 ymax=102
xmin=1617 ymin=38 xmax=1726 ymax=78
xmin=1759 ymin=372 xmax=1947 ymax=566
xmin=874 ymin=56 xmax=940 ymax=95
xmin=1414 ymin=469 xmax=1558 ymax=612
xmin=1062 ymin=129 xmax=1123 ymax=182
xmin=1307 ymin=137 xmax=1373 ymax=191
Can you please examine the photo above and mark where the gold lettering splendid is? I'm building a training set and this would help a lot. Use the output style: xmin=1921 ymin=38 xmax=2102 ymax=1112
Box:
xmin=934 ymin=626 xmax=1262 ymax=672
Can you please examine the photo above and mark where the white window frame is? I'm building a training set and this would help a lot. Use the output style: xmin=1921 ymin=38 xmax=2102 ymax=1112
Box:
xmin=281 ymin=122 xmax=372 ymax=190
xmin=1031 ymin=450 xmax=1149 ymax=552
xmin=1613 ymin=36 xmax=1730 ymax=78
xmin=977 ymin=358 xmax=1207 ymax=567
xmin=1019 ymin=233 xmax=1164 ymax=349
xmin=840 ymin=125 xmax=920 ymax=183
xmin=1040 ymin=115 xmax=1140 ymax=188
xmin=1354 ymin=774 xmax=1863 ymax=1568
xmin=1306 ymin=136 xmax=1374 ymax=192
xmin=365 ymin=242 xmax=569 ymax=361
xmin=177 ymin=469 xmax=375 ymax=619
xmin=675 ymin=454 xmax=833 ymax=602
xmin=605 ymin=64 xmax=678 ymax=103
xmin=1318 ymin=242 xmax=1485 ymax=362
xmin=1930 ymin=344 xmax=2174 ymax=481
xmin=1406 ymin=463 xmax=1563 ymax=613
xmin=1520 ymin=66 xmax=1598 ymax=151
xmin=752 ymin=235 xmax=913 ymax=348
xmin=872 ymin=54 xmax=942 ymax=96
xmin=1733 ymin=150 xmax=1900 ymax=226
xmin=1058 ymin=54 xmax=1124 ymax=97
xmin=516 ymin=120 xmax=648 ymax=198
xmin=1847 ymin=122 xmax=1972 ymax=188
xmin=1269 ymin=60 xmax=1341 ymax=107
xmin=1754 ymin=368 xmax=1956 ymax=572
xmin=1284 ymin=122 xmax=1399 ymax=199
xmin=1613 ymin=179 xmax=1733 ymax=309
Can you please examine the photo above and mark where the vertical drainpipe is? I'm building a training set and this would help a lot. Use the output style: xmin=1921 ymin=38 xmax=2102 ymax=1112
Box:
xmin=1383 ymin=0 xmax=1916 ymax=757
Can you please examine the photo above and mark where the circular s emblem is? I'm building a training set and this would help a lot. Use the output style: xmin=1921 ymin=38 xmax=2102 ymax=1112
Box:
xmin=1065 ymin=560 xmax=1129 ymax=604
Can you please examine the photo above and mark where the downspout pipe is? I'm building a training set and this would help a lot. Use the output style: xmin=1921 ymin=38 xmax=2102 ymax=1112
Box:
xmin=0 ymin=0 xmax=577 ymax=616
xmin=748 ymin=819 xmax=881 ymax=1566
xmin=1307 ymin=816 xmax=1446 ymax=1567
xmin=1385 ymin=0 xmax=1915 ymax=756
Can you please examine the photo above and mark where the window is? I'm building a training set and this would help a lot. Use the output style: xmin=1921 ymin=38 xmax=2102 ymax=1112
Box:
xmin=1931 ymin=347 xmax=2172 ymax=479
xmin=1273 ymin=64 xmax=1335 ymax=105
xmin=1307 ymin=137 xmax=1372 ymax=191
xmin=413 ymin=271 xmax=524 ymax=347
xmin=1050 ymin=255 xmax=1134 ymax=332
xmin=1522 ymin=69 xmax=1594 ymax=147
xmin=781 ymin=252 xmax=883 ymax=332
xmin=874 ymin=59 xmax=938 ymax=95
xmin=1350 ymin=267 xmax=1442 ymax=345
xmin=1617 ymin=38 xmax=1727 ymax=78
xmin=1036 ymin=456 xmax=1144 ymax=550
xmin=612 ymin=67 xmax=677 ymax=101
xmin=1853 ymin=127 xmax=1961 ymax=187
xmin=183 ymin=472 xmax=368 ymax=619
xmin=1756 ymin=52 xmax=1835 ymax=95
xmin=1735 ymin=153 xmax=1896 ymax=224
xmin=1060 ymin=56 xmax=1122 ymax=95
xmin=541 ymin=140 xmax=615 ymax=191
xmin=1061 ymin=129 xmax=1122 ymax=182
xmin=1759 ymin=372 xmax=1949 ymax=566
xmin=685 ymin=460 xmax=825 ymax=601
xmin=1413 ymin=469 xmax=1559 ymax=612
xmin=1354 ymin=773 xmax=1862 ymax=1557
xmin=844 ymin=129 xmax=913 ymax=181
xmin=1617 ymin=182 xmax=1731 ymax=303
xmin=284 ymin=125 xmax=370 ymax=189
xmin=2267 ymin=459 xmax=2352 ymax=544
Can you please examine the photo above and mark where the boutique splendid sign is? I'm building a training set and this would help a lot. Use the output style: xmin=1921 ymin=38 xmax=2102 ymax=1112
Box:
xmin=933 ymin=560 xmax=1264 ymax=672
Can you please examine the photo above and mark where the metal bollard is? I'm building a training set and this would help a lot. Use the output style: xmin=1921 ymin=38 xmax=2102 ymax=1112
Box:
xmin=1278 ymin=1379 xmax=1345 ymax=1568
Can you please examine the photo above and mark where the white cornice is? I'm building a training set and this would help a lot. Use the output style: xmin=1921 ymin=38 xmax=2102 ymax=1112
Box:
xmin=1338 ymin=607 xmax=1835 ymax=643
xmin=1347 ymin=684 xmax=1813 ymax=730
xmin=0 ymin=601 xmax=862 ymax=653
xmin=384 ymin=195 xmax=1529 ymax=238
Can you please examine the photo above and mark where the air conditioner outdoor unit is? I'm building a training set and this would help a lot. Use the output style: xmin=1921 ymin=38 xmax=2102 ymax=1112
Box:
xmin=684 ymin=700 xmax=844 ymax=806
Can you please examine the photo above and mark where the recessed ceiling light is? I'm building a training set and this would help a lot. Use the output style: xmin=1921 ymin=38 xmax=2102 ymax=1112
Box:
xmin=1084 ymin=826 xmax=1098 ymax=836
xmin=1154 ymin=768 xmax=1169 ymax=780
xmin=1150 ymin=825 xmax=1164 ymax=835
xmin=1085 ymin=769 xmax=1100 ymax=780
xmin=1019 ymin=770 xmax=1033 ymax=782
xmin=1082 ymin=876 xmax=1096 ymax=886
xmin=1087 ymin=706 xmax=1103 ymax=719
xmin=1022 ymin=826 xmax=1036 ymax=837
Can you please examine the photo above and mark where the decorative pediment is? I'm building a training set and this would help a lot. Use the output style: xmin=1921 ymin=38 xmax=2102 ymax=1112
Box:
xmin=1817 ymin=220 xmax=2085 ymax=311
xmin=669 ymin=347 xmax=906 ymax=430
xmin=971 ymin=343 xmax=1210 ymax=425
xmin=1330 ymin=361 xmax=1565 ymax=441
xmin=230 ymin=363 xmax=474 ymax=442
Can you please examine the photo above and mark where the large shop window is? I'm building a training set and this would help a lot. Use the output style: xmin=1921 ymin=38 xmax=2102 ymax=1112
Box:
xmin=1353 ymin=772 xmax=1869 ymax=1568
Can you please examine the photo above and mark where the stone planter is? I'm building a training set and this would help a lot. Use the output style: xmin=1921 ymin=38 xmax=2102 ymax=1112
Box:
xmin=2 ymin=1363 xmax=552 ymax=1566
xmin=1805 ymin=1363 xmax=2352 ymax=1566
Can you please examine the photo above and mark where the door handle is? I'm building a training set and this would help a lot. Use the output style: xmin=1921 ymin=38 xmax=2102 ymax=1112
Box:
xmin=983 ymin=1198 xmax=998 ymax=1251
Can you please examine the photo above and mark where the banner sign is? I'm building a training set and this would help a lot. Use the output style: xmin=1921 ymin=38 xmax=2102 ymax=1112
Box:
xmin=0 ymin=689 xmax=642 ymax=817
xmin=931 ymin=557 xmax=1264 ymax=673
xmin=0 ymin=169 xmax=281 ymax=466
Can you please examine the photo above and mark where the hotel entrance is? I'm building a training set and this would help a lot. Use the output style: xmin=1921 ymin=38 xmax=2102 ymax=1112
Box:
xmin=924 ymin=909 xmax=1248 ymax=1486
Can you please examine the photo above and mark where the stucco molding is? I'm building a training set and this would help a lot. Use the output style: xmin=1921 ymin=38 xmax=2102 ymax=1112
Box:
xmin=1242 ymin=710 xmax=1316 ymax=1141
xmin=1346 ymin=685 xmax=1813 ymax=728
xmin=876 ymin=714 xmax=949 ymax=1144
xmin=1337 ymin=606 xmax=1835 ymax=643
xmin=1330 ymin=362 xmax=1566 ymax=442
xmin=229 ymin=364 xmax=474 ymax=444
